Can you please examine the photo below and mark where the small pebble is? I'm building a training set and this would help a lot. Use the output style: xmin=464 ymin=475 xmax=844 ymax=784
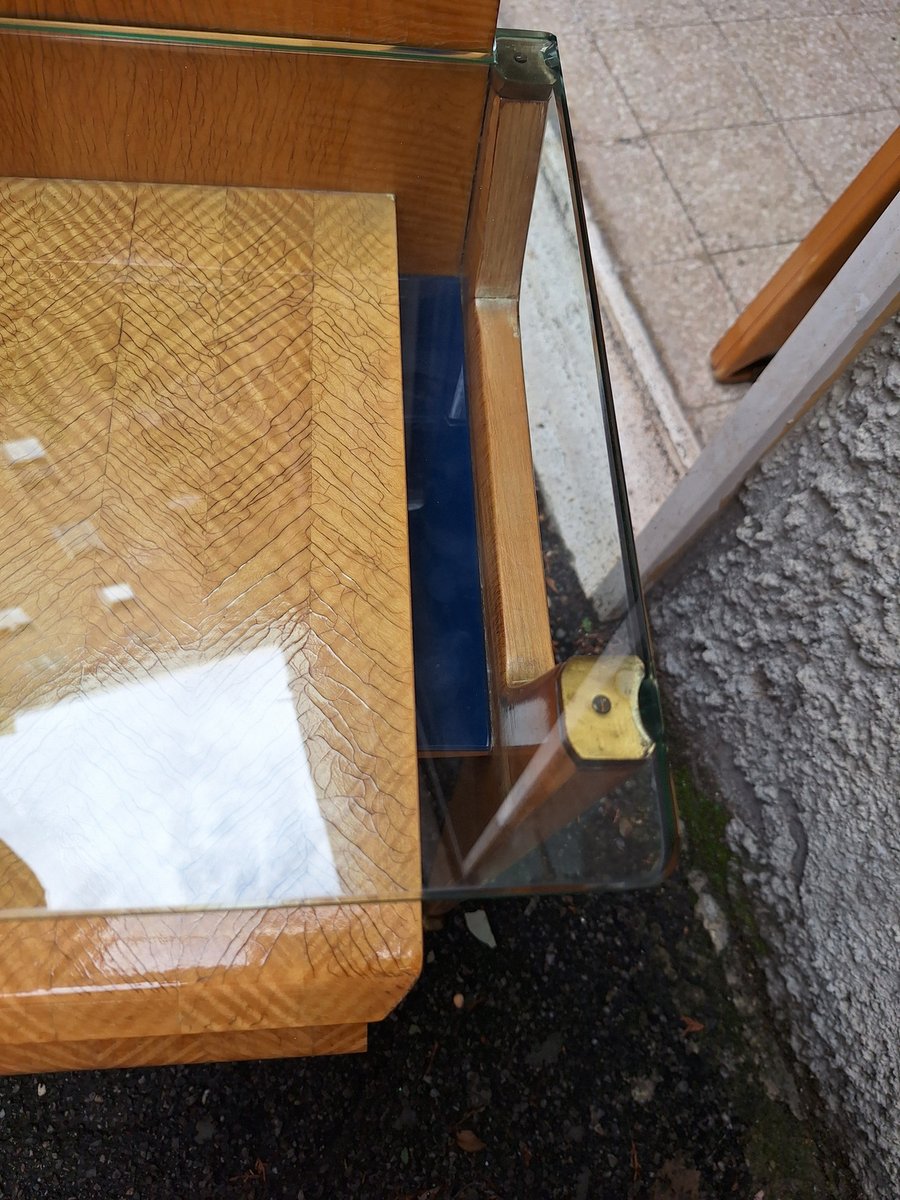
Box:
xmin=453 ymin=993 xmax=465 ymax=1009
xmin=631 ymin=1077 xmax=656 ymax=1105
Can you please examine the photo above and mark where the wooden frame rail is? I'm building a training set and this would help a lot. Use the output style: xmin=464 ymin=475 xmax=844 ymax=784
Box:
xmin=0 ymin=19 xmax=489 ymax=274
xmin=0 ymin=1 xmax=501 ymax=49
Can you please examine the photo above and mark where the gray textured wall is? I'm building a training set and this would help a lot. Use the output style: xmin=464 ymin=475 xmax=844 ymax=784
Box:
xmin=650 ymin=317 xmax=900 ymax=1196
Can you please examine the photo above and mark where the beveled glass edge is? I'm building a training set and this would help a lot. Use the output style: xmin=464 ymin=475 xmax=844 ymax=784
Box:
xmin=0 ymin=16 xmax=493 ymax=64
xmin=546 ymin=62 xmax=678 ymax=879
xmin=0 ymin=20 xmax=559 ymax=69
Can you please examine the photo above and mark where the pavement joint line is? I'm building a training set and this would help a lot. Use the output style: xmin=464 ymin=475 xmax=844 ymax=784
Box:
xmin=582 ymin=194 xmax=702 ymax=470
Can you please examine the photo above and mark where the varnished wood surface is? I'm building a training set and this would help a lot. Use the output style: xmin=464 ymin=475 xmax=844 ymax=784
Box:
xmin=439 ymin=81 xmax=655 ymax=891
xmin=464 ymin=87 xmax=548 ymax=299
xmin=0 ymin=179 xmax=418 ymax=912
xmin=430 ymin=297 xmax=556 ymax=888
xmin=0 ymin=178 xmax=421 ymax=1067
xmin=0 ymin=1022 xmax=368 ymax=1074
xmin=462 ymin=82 xmax=552 ymax=686
xmin=432 ymin=84 xmax=560 ymax=886
xmin=0 ymin=903 xmax=420 ymax=1048
xmin=0 ymin=27 xmax=489 ymax=275
xmin=464 ymin=300 xmax=554 ymax=689
xmin=712 ymin=125 xmax=900 ymax=382
xmin=0 ymin=1 xmax=500 ymax=48
xmin=0 ymin=839 xmax=44 ymax=909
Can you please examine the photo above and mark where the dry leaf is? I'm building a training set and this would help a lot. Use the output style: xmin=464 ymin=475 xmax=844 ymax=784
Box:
xmin=456 ymin=1129 xmax=486 ymax=1153
xmin=649 ymin=1158 xmax=701 ymax=1200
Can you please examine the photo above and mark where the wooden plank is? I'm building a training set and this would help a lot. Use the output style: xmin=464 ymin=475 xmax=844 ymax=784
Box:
xmin=0 ymin=1023 xmax=367 ymax=1074
xmin=427 ymin=298 xmax=554 ymax=889
xmin=0 ymin=1 xmax=500 ymax=48
xmin=459 ymin=63 xmax=553 ymax=685
xmin=0 ymin=906 xmax=420 ymax=1045
xmin=712 ymin=126 xmax=900 ymax=382
xmin=638 ymin=194 xmax=900 ymax=587
xmin=0 ymin=180 xmax=421 ymax=1065
xmin=465 ymin=299 xmax=554 ymax=689
xmin=0 ymin=27 xmax=489 ymax=274
xmin=464 ymin=84 xmax=548 ymax=298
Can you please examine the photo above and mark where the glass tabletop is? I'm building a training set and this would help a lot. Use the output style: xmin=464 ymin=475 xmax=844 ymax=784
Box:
xmin=0 ymin=19 xmax=675 ymax=917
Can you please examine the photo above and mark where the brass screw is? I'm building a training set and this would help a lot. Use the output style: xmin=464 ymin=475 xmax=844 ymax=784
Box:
xmin=592 ymin=694 xmax=612 ymax=715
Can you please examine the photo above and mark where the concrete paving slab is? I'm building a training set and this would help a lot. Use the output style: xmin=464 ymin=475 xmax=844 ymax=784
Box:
xmin=836 ymin=12 xmax=900 ymax=105
xmin=651 ymin=124 xmax=826 ymax=253
xmin=599 ymin=23 xmax=769 ymax=135
xmin=713 ymin=241 xmax=799 ymax=309
xmin=576 ymin=0 xmax=709 ymax=31
xmin=720 ymin=15 xmax=894 ymax=119
xmin=782 ymin=110 xmax=900 ymax=202
xmin=502 ymin=0 xmax=894 ymax=454
xmin=622 ymin=257 xmax=746 ymax=430
xmin=575 ymin=139 xmax=703 ymax=266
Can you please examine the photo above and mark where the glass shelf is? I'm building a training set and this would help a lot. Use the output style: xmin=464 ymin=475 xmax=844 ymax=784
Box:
xmin=0 ymin=20 xmax=675 ymax=919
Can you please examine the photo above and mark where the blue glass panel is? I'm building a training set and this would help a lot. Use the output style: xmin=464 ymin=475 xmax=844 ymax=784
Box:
xmin=400 ymin=276 xmax=491 ymax=753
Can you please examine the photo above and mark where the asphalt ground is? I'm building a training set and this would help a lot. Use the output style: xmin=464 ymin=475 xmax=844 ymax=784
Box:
xmin=0 ymin=863 xmax=857 ymax=1199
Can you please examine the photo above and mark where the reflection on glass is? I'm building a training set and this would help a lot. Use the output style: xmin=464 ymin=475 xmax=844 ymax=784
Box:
xmin=416 ymin=54 xmax=674 ymax=897
xmin=0 ymin=176 xmax=420 ymax=917
xmin=0 ymin=648 xmax=338 ymax=910
xmin=520 ymin=99 xmax=630 ymax=617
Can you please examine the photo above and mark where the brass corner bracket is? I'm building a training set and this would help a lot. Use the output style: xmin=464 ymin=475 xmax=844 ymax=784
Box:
xmin=559 ymin=655 xmax=655 ymax=763
xmin=493 ymin=32 xmax=558 ymax=101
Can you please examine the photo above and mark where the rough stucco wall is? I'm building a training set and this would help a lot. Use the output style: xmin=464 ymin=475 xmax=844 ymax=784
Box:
xmin=650 ymin=316 xmax=900 ymax=1196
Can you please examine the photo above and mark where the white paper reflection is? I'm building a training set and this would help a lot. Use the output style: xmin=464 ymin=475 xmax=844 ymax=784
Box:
xmin=0 ymin=647 xmax=340 ymax=910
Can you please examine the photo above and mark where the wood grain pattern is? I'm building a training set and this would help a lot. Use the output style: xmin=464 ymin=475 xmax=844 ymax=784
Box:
xmin=464 ymin=300 xmax=554 ymax=689
xmin=0 ymin=840 xmax=45 ymax=909
xmin=461 ymin=81 xmax=552 ymax=686
xmin=0 ymin=1 xmax=500 ymax=48
xmin=711 ymin=125 xmax=900 ymax=382
xmin=0 ymin=180 xmax=418 ymax=910
xmin=436 ymin=71 xmax=633 ymax=883
xmin=0 ymin=179 xmax=421 ymax=1067
xmin=464 ymin=87 xmax=548 ymax=299
xmin=0 ymin=27 xmax=489 ymax=274
xmin=429 ymin=298 xmax=556 ymax=889
xmin=0 ymin=1022 xmax=367 ymax=1074
xmin=0 ymin=903 xmax=421 ymax=1046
